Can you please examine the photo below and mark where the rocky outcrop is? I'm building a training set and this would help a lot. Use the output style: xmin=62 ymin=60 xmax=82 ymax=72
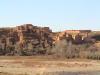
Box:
xmin=55 ymin=30 xmax=92 ymax=44
xmin=0 ymin=24 xmax=93 ymax=55
xmin=0 ymin=24 xmax=54 ymax=55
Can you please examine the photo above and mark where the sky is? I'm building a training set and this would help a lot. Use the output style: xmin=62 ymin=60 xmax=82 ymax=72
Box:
xmin=0 ymin=0 xmax=100 ymax=31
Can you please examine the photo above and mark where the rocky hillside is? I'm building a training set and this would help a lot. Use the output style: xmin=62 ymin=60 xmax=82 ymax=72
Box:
xmin=0 ymin=24 xmax=55 ymax=55
xmin=0 ymin=24 xmax=99 ymax=56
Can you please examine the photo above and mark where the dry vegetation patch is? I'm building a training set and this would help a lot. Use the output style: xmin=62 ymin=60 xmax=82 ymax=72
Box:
xmin=0 ymin=57 xmax=100 ymax=75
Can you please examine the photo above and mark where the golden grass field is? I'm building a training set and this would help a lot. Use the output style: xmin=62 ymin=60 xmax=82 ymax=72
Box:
xmin=0 ymin=56 xmax=100 ymax=75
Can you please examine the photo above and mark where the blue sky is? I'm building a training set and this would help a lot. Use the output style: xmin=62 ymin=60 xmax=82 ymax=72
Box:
xmin=0 ymin=0 xmax=100 ymax=31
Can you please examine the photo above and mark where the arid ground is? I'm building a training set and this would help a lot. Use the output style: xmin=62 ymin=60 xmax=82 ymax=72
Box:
xmin=0 ymin=56 xmax=100 ymax=75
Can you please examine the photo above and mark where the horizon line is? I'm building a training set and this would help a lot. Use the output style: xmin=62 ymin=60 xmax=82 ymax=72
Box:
xmin=0 ymin=23 xmax=99 ymax=32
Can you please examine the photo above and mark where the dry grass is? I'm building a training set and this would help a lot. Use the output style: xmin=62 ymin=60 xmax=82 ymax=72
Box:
xmin=0 ymin=72 xmax=28 ymax=75
xmin=0 ymin=56 xmax=100 ymax=75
